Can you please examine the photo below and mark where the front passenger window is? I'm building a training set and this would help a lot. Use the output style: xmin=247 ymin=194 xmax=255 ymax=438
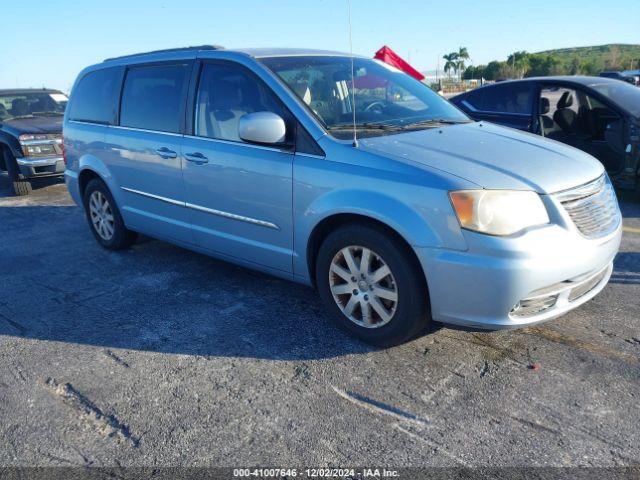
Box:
xmin=195 ymin=63 xmax=288 ymax=143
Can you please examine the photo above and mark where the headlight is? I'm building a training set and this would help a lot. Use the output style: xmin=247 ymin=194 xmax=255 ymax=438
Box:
xmin=19 ymin=133 xmax=62 ymax=157
xmin=23 ymin=144 xmax=58 ymax=156
xmin=449 ymin=190 xmax=549 ymax=236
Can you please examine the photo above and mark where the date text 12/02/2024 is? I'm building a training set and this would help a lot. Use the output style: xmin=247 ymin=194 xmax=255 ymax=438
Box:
xmin=233 ymin=468 xmax=400 ymax=478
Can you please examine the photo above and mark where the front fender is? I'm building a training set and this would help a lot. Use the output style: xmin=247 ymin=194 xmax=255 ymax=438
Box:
xmin=305 ymin=189 xmax=443 ymax=245
xmin=294 ymin=187 xmax=468 ymax=282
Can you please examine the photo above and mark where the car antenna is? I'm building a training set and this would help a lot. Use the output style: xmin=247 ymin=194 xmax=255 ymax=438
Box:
xmin=347 ymin=0 xmax=358 ymax=148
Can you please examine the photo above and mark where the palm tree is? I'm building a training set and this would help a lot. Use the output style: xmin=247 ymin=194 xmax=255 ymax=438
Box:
xmin=443 ymin=52 xmax=459 ymax=79
xmin=457 ymin=47 xmax=470 ymax=80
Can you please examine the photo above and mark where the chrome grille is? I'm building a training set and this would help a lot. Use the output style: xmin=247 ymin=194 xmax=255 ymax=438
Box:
xmin=556 ymin=175 xmax=620 ymax=239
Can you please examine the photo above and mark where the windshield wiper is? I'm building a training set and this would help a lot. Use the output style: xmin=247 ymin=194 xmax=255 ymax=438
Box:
xmin=402 ymin=118 xmax=470 ymax=128
xmin=328 ymin=122 xmax=404 ymax=131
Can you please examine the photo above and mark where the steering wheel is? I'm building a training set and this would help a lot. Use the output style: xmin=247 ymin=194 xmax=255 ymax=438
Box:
xmin=363 ymin=101 xmax=386 ymax=114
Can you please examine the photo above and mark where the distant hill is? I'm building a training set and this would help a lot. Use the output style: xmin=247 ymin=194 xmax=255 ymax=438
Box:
xmin=462 ymin=43 xmax=640 ymax=81
xmin=535 ymin=44 xmax=640 ymax=71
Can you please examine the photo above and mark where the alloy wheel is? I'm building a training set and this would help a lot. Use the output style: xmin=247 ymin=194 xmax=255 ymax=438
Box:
xmin=89 ymin=191 xmax=115 ymax=241
xmin=328 ymin=245 xmax=398 ymax=328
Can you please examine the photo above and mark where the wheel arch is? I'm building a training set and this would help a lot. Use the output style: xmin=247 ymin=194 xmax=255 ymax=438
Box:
xmin=0 ymin=140 xmax=22 ymax=171
xmin=0 ymin=133 xmax=22 ymax=165
xmin=305 ymin=212 xmax=429 ymax=297
xmin=75 ymin=154 xmax=119 ymax=201
xmin=78 ymin=168 xmax=103 ymax=198
xmin=297 ymin=187 xmax=451 ymax=285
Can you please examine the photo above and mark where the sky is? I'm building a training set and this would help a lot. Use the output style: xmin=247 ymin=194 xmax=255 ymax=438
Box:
xmin=2 ymin=0 xmax=639 ymax=92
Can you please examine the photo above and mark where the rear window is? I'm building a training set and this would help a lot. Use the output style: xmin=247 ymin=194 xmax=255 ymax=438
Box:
xmin=68 ymin=67 xmax=122 ymax=124
xmin=482 ymin=83 xmax=532 ymax=114
xmin=119 ymin=63 xmax=190 ymax=133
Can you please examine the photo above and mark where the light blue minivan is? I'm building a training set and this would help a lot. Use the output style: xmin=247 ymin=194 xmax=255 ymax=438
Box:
xmin=64 ymin=46 xmax=622 ymax=346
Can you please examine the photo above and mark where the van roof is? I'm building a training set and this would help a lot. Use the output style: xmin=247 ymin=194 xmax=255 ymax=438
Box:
xmin=234 ymin=48 xmax=355 ymax=58
xmin=104 ymin=45 xmax=224 ymax=62
xmin=103 ymin=46 xmax=355 ymax=62
xmin=0 ymin=88 xmax=63 ymax=95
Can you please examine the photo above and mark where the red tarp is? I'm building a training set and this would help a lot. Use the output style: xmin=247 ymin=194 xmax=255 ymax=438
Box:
xmin=374 ymin=45 xmax=425 ymax=81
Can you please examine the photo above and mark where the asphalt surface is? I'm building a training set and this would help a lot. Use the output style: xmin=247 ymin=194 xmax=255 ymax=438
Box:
xmin=0 ymin=174 xmax=638 ymax=468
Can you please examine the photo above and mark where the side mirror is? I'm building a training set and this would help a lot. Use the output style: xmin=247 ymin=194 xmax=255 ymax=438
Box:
xmin=238 ymin=112 xmax=287 ymax=145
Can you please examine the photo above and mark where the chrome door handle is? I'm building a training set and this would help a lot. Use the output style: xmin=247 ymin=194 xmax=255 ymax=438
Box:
xmin=155 ymin=147 xmax=178 ymax=159
xmin=185 ymin=152 xmax=209 ymax=165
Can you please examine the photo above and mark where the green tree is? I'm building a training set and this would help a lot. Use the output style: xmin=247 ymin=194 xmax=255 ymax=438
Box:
xmin=443 ymin=52 xmax=459 ymax=79
xmin=507 ymin=51 xmax=530 ymax=78
xmin=483 ymin=61 xmax=504 ymax=80
xmin=526 ymin=54 xmax=562 ymax=77
xmin=546 ymin=55 xmax=563 ymax=75
xmin=569 ymin=57 xmax=581 ymax=75
xmin=457 ymin=47 xmax=470 ymax=80
xmin=580 ymin=60 xmax=598 ymax=75
xmin=463 ymin=65 xmax=484 ymax=80
xmin=604 ymin=45 xmax=621 ymax=70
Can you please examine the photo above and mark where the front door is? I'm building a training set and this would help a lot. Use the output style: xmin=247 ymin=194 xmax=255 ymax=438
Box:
xmin=538 ymin=85 xmax=626 ymax=173
xmin=460 ymin=82 xmax=534 ymax=131
xmin=106 ymin=61 xmax=193 ymax=243
xmin=181 ymin=61 xmax=294 ymax=273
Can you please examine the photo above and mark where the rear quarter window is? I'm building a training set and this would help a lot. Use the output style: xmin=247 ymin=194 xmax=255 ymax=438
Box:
xmin=68 ymin=67 xmax=123 ymax=124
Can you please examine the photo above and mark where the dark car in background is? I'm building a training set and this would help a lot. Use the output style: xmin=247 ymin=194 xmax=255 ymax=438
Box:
xmin=0 ymin=89 xmax=67 ymax=195
xmin=451 ymin=77 xmax=640 ymax=192
xmin=599 ymin=71 xmax=639 ymax=86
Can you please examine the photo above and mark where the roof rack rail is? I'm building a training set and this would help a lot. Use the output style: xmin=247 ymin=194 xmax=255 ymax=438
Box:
xmin=104 ymin=45 xmax=224 ymax=62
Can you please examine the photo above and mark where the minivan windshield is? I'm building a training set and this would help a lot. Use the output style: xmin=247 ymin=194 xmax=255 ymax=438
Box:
xmin=589 ymin=81 xmax=640 ymax=118
xmin=0 ymin=92 xmax=68 ymax=122
xmin=261 ymin=56 xmax=470 ymax=139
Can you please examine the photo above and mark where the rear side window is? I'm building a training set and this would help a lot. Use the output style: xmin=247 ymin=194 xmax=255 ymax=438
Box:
xmin=482 ymin=83 xmax=532 ymax=114
xmin=120 ymin=63 xmax=190 ymax=133
xmin=68 ymin=67 xmax=122 ymax=124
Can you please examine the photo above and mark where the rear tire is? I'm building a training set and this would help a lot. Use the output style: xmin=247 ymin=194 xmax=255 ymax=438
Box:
xmin=3 ymin=148 xmax=32 ymax=196
xmin=83 ymin=178 xmax=137 ymax=250
xmin=315 ymin=223 xmax=430 ymax=347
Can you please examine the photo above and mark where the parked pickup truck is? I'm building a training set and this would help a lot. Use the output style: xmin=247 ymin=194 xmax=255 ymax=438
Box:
xmin=0 ymin=89 xmax=67 ymax=195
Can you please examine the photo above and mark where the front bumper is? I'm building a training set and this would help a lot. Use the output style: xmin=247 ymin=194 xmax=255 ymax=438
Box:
xmin=17 ymin=156 xmax=65 ymax=178
xmin=416 ymin=220 xmax=622 ymax=330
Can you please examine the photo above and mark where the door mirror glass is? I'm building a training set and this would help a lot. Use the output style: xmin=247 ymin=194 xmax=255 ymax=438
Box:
xmin=238 ymin=111 xmax=286 ymax=145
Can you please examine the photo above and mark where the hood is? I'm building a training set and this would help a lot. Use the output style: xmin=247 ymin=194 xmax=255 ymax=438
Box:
xmin=359 ymin=122 xmax=604 ymax=194
xmin=1 ymin=115 xmax=63 ymax=136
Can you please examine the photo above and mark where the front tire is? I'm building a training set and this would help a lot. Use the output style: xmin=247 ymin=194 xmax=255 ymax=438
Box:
xmin=316 ymin=224 xmax=430 ymax=347
xmin=3 ymin=148 xmax=32 ymax=196
xmin=83 ymin=178 xmax=137 ymax=250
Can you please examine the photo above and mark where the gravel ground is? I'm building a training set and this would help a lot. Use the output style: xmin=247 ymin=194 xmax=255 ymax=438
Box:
xmin=0 ymin=174 xmax=638 ymax=469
